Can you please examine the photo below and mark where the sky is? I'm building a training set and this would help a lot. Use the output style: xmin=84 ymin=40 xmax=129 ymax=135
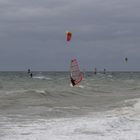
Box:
xmin=0 ymin=0 xmax=140 ymax=71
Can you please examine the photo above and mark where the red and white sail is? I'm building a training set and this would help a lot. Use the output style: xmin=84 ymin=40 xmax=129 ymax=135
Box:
xmin=70 ymin=59 xmax=83 ymax=85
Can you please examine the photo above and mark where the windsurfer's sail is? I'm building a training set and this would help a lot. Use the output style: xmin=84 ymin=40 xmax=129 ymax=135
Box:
xmin=70 ymin=59 xmax=83 ymax=86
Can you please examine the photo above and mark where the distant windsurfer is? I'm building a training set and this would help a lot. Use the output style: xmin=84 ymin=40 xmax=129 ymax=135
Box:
xmin=30 ymin=73 xmax=33 ymax=78
xmin=94 ymin=67 xmax=97 ymax=75
xmin=70 ymin=76 xmax=76 ymax=86
xmin=125 ymin=57 xmax=128 ymax=63
xmin=103 ymin=68 xmax=106 ymax=74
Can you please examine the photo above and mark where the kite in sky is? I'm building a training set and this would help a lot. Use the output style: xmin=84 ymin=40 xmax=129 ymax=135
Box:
xmin=66 ymin=31 xmax=72 ymax=42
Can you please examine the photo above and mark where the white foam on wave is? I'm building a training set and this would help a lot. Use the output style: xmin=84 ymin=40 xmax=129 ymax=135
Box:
xmin=1 ymin=98 xmax=140 ymax=140
xmin=78 ymin=85 xmax=84 ymax=88
xmin=1 ymin=103 xmax=140 ymax=140
xmin=33 ymin=89 xmax=46 ymax=94
xmin=133 ymin=98 xmax=140 ymax=109
xmin=5 ymin=89 xmax=29 ymax=95
xmin=107 ymin=75 xmax=113 ymax=78
xmin=134 ymin=102 xmax=140 ymax=113
xmin=33 ymin=76 xmax=51 ymax=80
xmin=132 ymin=98 xmax=140 ymax=119
xmin=119 ymin=98 xmax=140 ymax=117
xmin=70 ymin=84 xmax=84 ymax=88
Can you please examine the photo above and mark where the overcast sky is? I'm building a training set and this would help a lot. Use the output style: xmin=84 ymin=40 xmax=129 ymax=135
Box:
xmin=0 ymin=0 xmax=140 ymax=71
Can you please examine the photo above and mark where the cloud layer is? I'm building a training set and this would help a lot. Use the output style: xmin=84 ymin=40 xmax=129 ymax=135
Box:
xmin=0 ymin=0 xmax=140 ymax=71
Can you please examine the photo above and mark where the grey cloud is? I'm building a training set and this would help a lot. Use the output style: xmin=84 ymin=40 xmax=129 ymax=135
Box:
xmin=0 ymin=0 xmax=140 ymax=71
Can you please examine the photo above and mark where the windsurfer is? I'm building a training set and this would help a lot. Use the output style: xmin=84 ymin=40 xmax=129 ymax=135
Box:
xmin=94 ymin=67 xmax=97 ymax=75
xmin=30 ymin=73 xmax=33 ymax=78
xmin=103 ymin=68 xmax=106 ymax=74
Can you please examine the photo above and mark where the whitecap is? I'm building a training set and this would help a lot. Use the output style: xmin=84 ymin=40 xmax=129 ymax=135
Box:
xmin=33 ymin=76 xmax=51 ymax=80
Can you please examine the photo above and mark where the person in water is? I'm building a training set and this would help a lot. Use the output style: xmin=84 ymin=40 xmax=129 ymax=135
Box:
xmin=70 ymin=77 xmax=76 ymax=86
xmin=125 ymin=57 xmax=128 ymax=63
xmin=103 ymin=68 xmax=106 ymax=74
xmin=30 ymin=73 xmax=33 ymax=78
xmin=94 ymin=67 xmax=97 ymax=75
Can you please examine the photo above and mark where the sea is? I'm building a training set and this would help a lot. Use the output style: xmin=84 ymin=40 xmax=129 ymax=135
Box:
xmin=0 ymin=71 xmax=140 ymax=140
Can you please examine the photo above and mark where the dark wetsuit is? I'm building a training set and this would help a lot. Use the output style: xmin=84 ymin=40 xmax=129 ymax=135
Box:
xmin=71 ymin=77 xmax=76 ymax=86
xmin=30 ymin=73 xmax=33 ymax=78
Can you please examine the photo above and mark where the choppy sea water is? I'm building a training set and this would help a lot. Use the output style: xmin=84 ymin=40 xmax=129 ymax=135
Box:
xmin=0 ymin=71 xmax=140 ymax=140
